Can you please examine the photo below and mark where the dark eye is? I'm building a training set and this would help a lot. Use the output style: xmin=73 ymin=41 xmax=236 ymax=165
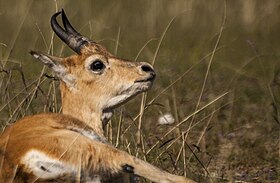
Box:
xmin=90 ymin=60 xmax=105 ymax=72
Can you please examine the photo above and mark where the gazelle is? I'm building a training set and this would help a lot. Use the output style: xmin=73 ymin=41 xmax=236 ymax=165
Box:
xmin=0 ymin=10 xmax=195 ymax=183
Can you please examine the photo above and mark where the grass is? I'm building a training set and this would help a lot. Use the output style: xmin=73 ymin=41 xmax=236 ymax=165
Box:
xmin=0 ymin=0 xmax=279 ymax=182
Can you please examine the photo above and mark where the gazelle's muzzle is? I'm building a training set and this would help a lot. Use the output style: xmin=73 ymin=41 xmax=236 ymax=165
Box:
xmin=135 ymin=63 xmax=156 ymax=83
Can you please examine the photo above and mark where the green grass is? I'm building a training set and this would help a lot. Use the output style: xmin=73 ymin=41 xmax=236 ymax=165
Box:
xmin=0 ymin=0 xmax=279 ymax=182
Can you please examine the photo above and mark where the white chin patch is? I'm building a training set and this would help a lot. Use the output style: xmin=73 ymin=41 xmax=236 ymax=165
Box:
xmin=21 ymin=150 xmax=75 ymax=179
xmin=104 ymin=82 xmax=151 ymax=109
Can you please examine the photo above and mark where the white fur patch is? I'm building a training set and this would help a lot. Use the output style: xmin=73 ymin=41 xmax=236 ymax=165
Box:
xmin=104 ymin=82 xmax=151 ymax=110
xmin=101 ymin=109 xmax=113 ymax=127
xmin=105 ymin=93 xmax=131 ymax=109
xmin=21 ymin=150 xmax=75 ymax=179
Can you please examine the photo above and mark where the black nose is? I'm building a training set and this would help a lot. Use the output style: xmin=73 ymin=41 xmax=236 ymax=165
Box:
xmin=141 ymin=65 xmax=154 ymax=73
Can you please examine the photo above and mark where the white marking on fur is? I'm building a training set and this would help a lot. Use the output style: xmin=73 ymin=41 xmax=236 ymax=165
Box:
xmin=51 ymin=63 xmax=76 ymax=91
xmin=104 ymin=82 xmax=151 ymax=110
xmin=106 ymin=93 xmax=130 ymax=109
xmin=101 ymin=109 xmax=113 ymax=127
xmin=21 ymin=150 xmax=75 ymax=179
xmin=32 ymin=53 xmax=40 ymax=59
xmin=31 ymin=52 xmax=76 ymax=90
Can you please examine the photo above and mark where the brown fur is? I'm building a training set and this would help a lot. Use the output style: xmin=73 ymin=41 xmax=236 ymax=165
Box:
xmin=0 ymin=114 xmax=194 ymax=182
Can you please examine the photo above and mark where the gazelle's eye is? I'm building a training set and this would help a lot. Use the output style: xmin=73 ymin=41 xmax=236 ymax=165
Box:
xmin=90 ymin=60 xmax=105 ymax=72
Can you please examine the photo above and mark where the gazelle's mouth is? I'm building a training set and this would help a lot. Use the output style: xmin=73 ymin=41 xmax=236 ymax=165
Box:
xmin=135 ymin=73 xmax=156 ymax=83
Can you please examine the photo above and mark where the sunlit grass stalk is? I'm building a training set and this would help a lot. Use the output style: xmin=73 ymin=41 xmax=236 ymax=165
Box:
xmin=115 ymin=109 xmax=123 ymax=147
xmin=185 ymin=0 xmax=227 ymax=143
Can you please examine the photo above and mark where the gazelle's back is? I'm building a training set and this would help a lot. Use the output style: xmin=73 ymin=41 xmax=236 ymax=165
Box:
xmin=0 ymin=114 xmax=129 ymax=182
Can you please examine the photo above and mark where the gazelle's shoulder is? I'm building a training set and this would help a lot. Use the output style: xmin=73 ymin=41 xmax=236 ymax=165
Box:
xmin=2 ymin=113 xmax=108 ymax=144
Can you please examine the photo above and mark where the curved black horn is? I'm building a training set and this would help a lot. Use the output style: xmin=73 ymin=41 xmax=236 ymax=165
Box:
xmin=51 ymin=10 xmax=91 ymax=54
xmin=51 ymin=11 xmax=70 ymax=45
xmin=61 ymin=9 xmax=81 ymax=36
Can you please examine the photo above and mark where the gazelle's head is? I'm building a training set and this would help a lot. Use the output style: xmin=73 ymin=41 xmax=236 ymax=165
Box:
xmin=31 ymin=10 xmax=155 ymax=120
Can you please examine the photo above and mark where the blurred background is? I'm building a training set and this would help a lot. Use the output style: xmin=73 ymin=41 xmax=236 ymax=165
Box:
xmin=0 ymin=0 xmax=279 ymax=182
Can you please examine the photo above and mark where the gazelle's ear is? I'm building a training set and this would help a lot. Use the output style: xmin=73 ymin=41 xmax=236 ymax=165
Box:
xmin=30 ymin=51 xmax=76 ymax=88
xmin=30 ymin=51 xmax=64 ymax=72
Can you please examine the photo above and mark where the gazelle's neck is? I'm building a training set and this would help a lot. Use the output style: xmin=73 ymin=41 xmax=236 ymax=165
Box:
xmin=60 ymin=84 xmax=106 ymax=137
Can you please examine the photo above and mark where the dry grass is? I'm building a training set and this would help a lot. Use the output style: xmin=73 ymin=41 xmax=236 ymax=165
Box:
xmin=0 ymin=0 xmax=279 ymax=182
